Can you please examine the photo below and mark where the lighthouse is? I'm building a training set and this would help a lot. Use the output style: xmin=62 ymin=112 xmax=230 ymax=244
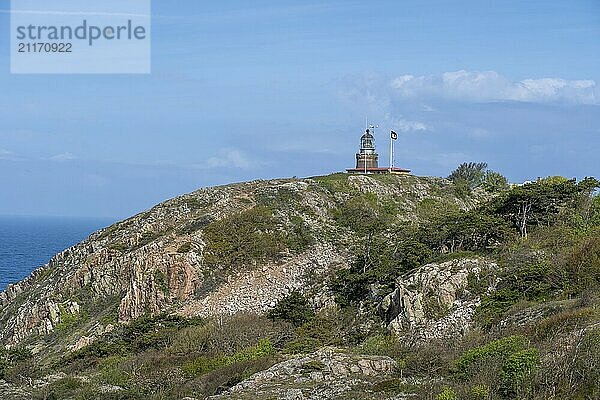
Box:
xmin=346 ymin=124 xmax=411 ymax=175
xmin=356 ymin=127 xmax=379 ymax=171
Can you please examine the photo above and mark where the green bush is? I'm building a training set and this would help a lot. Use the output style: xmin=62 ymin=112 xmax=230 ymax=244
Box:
xmin=203 ymin=206 xmax=312 ymax=273
xmin=419 ymin=209 xmax=513 ymax=253
xmin=500 ymin=348 xmax=539 ymax=397
xmin=436 ymin=386 xmax=458 ymax=400
xmin=0 ymin=347 xmax=33 ymax=379
xmin=177 ymin=242 xmax=192 ymax=253
xmin=469 ymin=384 xmax=490 ymax=399
xmin=267 ymin=291 xmax=314 ymax=327
xmin=358 ymin=334 xmax=398 ymax=357
xmin=33 ymin=377 xmax=84 ymax=400
xmin=300 ymin=360 xmax=325 ymax=373
xmin=563 ymin=236 xmax=600 ymax=296
xmin=334 ymin=193 xmax=394 ymax=235
xmin=330 ymin=234 xmax=432 ymax=306
xmin=475 ymin=259 xmax=563 ymax=327
xmin=182 ymin=339 xmax=275 ymax=377
xmin=373 ymin=379 xmax=418 ymax=394
xmin=285 ymin=310 xmax=347 ymax=354
xmin=312 ymin=173 xmax=354 ymax=194
xmin=454 ymin=335 xmax=528 ymax=379
xmin=99 ymin=355 xmax=131 ymax=387
xmin=63 ymin=314 xmax=204 ymax=366
xmin=531 ymin=307 xmax=596 ymax=340
xmin=154 ymin=270 xmax=169 ymax=294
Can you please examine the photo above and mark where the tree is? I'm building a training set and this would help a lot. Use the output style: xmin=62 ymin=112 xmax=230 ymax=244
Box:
xmin=419 ymin=209 xmax=513 ymax=253
xmin=267 ymin=291 xmax=314 ymax=327
xmin=483 ymin=171 xmax=509 ymax=192
xmin=495 ymin=178 xmax=588 ymax=238
xmin=448 ymin=162 xmax=488 ymax=189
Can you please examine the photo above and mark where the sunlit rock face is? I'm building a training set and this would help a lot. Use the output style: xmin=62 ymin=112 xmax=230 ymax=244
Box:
xmin=379 ymin=258 xmax=498 ymax=340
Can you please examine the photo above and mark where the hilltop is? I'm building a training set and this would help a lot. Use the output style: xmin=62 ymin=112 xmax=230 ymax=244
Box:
xmin=0 ymin=170 xmax=599 ymax=399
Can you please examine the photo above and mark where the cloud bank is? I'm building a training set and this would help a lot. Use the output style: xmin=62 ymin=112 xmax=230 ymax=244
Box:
xmin=390 ymin=70 xmax=598 ymax=105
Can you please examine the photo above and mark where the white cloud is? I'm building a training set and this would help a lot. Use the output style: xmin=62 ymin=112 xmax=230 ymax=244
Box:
xmin=201 ymin=149 xmax=255 ymax=170
xmin=0 ymin=149 xmax=13 ymax=160
xmin=392 ymin=118 xmax=428 ymax=133
xmin=0 ymin=149 xmax=23 ymax=161
xmin=390 ymin=70 xmax=598 ymax=105
xmin=49 ymin=152 xmax=76 ymax=161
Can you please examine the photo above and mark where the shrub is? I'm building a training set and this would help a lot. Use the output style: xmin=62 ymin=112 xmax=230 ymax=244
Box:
xmin=436 ymin=386 xmax=458 ymax=400
xmin=300 ymin=360 xmax=325 ymax=373
xmin=285 ymin=310 xmax=347 ymax=354
xmin=531 ymin=307 xmax=596 ymax=340
xmin=33 ymin=377 xmax=84 ymax=400
xmin=563 ymin=236 xmax=600 ymax=295
xmin=373 ymin=379 xmax=418 ymax=394
xmin=177 ymin=242 xmax=192 ymax=253
xmin=99 ymin=355 xmax=131 ymax=387
xmin=154 ymin=270 xmax=169 ymax=295
xmin=470 ymin=384 xmax=490 ymax=399
xmin=334 ymin=193 xmax=392 ymax=235
xmin=267 ymin=291 xmax=314 ymax=327
xmin=181 ymin=339 xmax=275 ymax=377
xmin=358 ymin=334 xmax=398 ymax=357
xmin=454 ymin=335 xmax=528 ymax=379
xmin=0 ymin=347 xmax=33 ymax=380
xmin=419 ymin=209 xmax=513 ymax=253
xmin=203 ymin=206 xmax=311 ymax=273
xmin=330 ymin=234 xmax=432 ymax=306
xmin=500 ymin=348 xmax=539 ymax=397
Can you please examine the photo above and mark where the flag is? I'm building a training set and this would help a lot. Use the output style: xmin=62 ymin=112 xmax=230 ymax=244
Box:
xmin=391 ymin=130 xmax=398 ymax=140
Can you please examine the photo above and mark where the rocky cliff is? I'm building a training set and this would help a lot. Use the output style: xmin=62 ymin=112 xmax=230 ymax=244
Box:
xmin=1 ymin=172 xmax=599 ymax=400
xmin=0 ymin=174 xmax=476 ymax=351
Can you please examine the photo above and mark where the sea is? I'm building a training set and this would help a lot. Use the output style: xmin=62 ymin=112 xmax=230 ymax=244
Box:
xmin=0 ymin=215 xmax=114 ymax=292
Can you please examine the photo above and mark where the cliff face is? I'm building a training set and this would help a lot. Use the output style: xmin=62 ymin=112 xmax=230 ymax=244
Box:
xmin=0 ymin=174 xmax=476 ymax=350
xmin=379 ymin=258 xmax=498 ymax=340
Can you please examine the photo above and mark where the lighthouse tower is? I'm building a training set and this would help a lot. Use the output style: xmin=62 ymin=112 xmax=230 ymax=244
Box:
xmin=355 ymin=127 xmax=379 ymax=170
xmin=346 ymin=124 xmax=411 ymax=175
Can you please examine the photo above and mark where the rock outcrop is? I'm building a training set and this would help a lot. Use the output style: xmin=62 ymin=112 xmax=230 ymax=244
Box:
xmin=209 ymin=347 xmax=398 ymax=400
xmin=379 ymin=258 xmax=498 ymax=340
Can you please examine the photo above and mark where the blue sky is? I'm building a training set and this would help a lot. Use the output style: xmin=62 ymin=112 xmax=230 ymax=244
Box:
xmin=0 ymin=0 xmax=599 ymax=219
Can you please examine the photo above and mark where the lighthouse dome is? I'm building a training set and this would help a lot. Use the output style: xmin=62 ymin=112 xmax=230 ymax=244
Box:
xmin=360 ymin=129 xmax=375 ymax=151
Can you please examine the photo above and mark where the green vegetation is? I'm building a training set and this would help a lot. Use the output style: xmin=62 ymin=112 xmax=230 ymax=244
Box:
xmin=176 ymin=241 xmax=192 ymax=253
xmin=4 ymin=168 xmax=600 ymax=399
xmin=0 ymin=347 xmax=32 ymax=380
xmin=203 ymin=206 xmax=314 ymax=273
xmin=153 ymin=270 xmax=169 ymax=295
xmin=182 ymin=338 xmax=275 ymax=377
xmin=312 ymin=172 xmax=354 ymax=194
xmin=448 ymin=162 xmax=489 ymax=189
xmin=436 ymin=387 xmax=458 ymax=400
xmin=39 ymin=313 xmax=287 ymax=399
xmin=454 ymin=335 xmax=530 ymax=379
xmin=267 ymin=291 xmax=314 ymax=327
xmin=448 ymin=162 xmax=509 ymax=196
xmin=54 ymin=307 xmax=89 ymax=334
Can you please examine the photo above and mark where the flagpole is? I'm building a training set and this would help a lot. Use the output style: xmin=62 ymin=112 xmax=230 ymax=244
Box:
xmin=389 ymin=131 xmax=393 ymax=172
